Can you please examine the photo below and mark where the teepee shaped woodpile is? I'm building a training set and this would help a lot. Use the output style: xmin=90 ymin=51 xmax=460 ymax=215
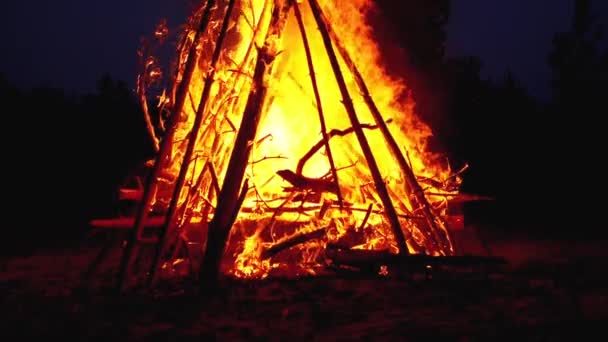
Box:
xmin=115 ymin=0 xmax=464 ymax=291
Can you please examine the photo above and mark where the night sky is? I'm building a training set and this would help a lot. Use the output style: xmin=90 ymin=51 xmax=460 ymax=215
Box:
xmin=1 ymin=1 xmax=606 ymax=97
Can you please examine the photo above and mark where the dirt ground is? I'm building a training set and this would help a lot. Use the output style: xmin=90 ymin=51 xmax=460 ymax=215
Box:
xmin=1 ymin=229 xmax=607 ymax=341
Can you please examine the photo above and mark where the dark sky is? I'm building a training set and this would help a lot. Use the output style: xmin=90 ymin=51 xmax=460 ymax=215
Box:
xmin=447 ymin=0 xmax=607 ymax=99
xmin=1 ymin=1 xmax=606 ymax=98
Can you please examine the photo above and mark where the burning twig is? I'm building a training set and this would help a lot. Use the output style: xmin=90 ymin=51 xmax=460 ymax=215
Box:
xmin=418 ymin=163 xmax=469 ymax=193
xmin=287 ymin=72 xmax=319 ymax=110
xmin=251 ymin=155 xmax=288 ymax=165
xmin=241 ymin=201 xmax=319 ymax=214
xmin=225 ymin=116 xmax=237 ymax=132
xmin=137 ymin=73 xmax=160 ymax=152
xmin=318 ymin=200 xmax=331 ymax=219
xmin=261 ymin=227 xmax=328 ymax=260
xmin=264 ymin=192 xmax=298 ymax=242
xmin=136 ymin=20 xmax=168 ymax=153
xmin=295 ymin=119 xmax=393 ymax=175
xmin=327 ymin=205 xmax=423 ymax=220
xmin=256 ymin=133 xmax=273 ymax=145
xmin=181 ymin=161 xmax=222 ymax=226
xmin=359 ymin=204 xmax=374 ymax=230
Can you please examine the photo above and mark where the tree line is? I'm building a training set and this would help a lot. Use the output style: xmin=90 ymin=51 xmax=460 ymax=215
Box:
xmin=373 ymin=0 xmax=606 ymax=233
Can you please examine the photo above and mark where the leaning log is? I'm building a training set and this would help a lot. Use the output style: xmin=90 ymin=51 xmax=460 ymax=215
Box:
xmin=198 ymin=1 xmax=293 ymax=293
xmin=295 ymin=120 xmax=392 ymax=176
xmin=293 ymin=1 xmax=343 ymax=208
xmin=312 ymin=2 xmax=453 ymax=255
xmin=277 ymin=169 xmax=338 ymax=194
xmin=308 ymin=0 xmax=409 ymax=255
xmin=117 ymin=0 xmax=218 ymax=293
xmin=148 ymin=0 xmax=238 ymax=287
xmin=261 ymin=227 xmax=327 ymax=260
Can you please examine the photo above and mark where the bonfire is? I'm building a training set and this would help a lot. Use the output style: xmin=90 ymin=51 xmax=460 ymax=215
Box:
xmin=92 ymin=0 xmax=469 ymax=291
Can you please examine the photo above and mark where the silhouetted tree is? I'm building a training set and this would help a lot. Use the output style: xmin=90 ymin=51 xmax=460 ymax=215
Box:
xmin=546 ymin=0 xmax=607 ymax=225
xmin=2 ymin=75 xmax=154 ymax=255
xmin=549 ymin=0 xmax=607 ymax=120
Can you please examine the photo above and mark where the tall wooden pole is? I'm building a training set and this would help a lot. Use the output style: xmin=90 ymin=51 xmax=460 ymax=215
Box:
xmin=117 ymin=0 xmax=218 ymax=292
xmin=312 ymin=3 xmax=454 ymax=255
xmin=148 ymin=0 xmax=238 ymax=287
xmin=293 ymin=1 xmax=343 ymax=209
xmin=199 ymin=0 xmax=293 ymax=293
xmin=307 ymin=0 xmax=409 ymax=255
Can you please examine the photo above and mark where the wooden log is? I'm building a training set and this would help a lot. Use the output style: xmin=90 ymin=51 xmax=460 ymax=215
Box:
xmin=307 ymin=0 xmax=409 ymax=255
xmin=198 ymin=1 xmax=293 ymax=293
xmin=117 ymin=0 xmax=218 ymax=293
xmin=261 ymin=227 xmax=327 ymax=259
xmin=277 ymin=169 xmax=338 ymax=194
xmin=148 ymin=0 xmax=238 ymax=287
xmin=119 ymin=189 xmax=143 ymax=201
xmin=293 ymin=1 xmax=343 ymax=208
xmin=327 ymin=248 xmax=508 ymax=271
xmin=311 ymin=3 xmax=453 ymax=255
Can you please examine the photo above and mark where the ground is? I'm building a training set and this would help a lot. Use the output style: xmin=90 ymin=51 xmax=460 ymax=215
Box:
xmin=1 ymin=228 xmax=607 ymax=340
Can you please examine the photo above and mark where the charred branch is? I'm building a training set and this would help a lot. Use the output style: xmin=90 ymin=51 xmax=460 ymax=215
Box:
xmin=261 ymin=227 xmax=328 ymax=259
xmin=251 ymin=155 xmax=288 ymax=165
xmin=277 ymin=169 xmax=338 ymax=194
xmin=295 ymin=119 xmax=392 ymax=176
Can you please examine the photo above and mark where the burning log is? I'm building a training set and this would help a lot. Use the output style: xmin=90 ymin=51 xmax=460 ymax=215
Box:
xmin=117 ymin=0 xmax=218 ymax=293
xmin=277 ymin=169 xmax=338 ymax=194
xmin=308 ymin=0 xmax=409 ymax=255
xmin=293 ymin=1 xmax=343 ymax=208
xmin=295 ymin=120 xmax=393 ymax=176
xmin=261 ymin=227 xmax=328 ymax=260
xmin=199 ymin=1 xmax=293 ymax=292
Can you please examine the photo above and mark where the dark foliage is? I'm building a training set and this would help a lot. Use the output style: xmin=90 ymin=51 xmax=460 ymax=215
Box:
xmin=1 ymin=73 xmax=155 ymax=255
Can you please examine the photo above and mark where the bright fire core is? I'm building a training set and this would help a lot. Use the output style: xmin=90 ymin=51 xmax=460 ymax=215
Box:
xmin=141 ymin=0 xmax=461 ymax=279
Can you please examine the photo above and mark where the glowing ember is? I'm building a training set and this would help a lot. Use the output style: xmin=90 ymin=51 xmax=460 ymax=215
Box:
xmin=138 ymin=0 xmax=462 ymax=279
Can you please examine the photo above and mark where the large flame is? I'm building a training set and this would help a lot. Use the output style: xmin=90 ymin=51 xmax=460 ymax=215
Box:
xmin=141 ymin=0 xmax=460 ymax=279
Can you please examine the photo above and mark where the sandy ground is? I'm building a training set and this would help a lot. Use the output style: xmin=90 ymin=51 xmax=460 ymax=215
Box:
xmin=1 ymin=229 xmax=607 ymax=340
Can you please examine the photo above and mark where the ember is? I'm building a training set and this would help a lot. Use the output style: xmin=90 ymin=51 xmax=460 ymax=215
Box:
xmin=113 ymin=0 xmax=464 ymax=290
